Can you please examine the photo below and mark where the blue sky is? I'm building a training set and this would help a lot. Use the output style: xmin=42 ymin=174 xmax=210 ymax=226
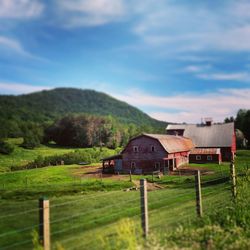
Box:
xmin=0 ymin=0 xmax=250 ymax=123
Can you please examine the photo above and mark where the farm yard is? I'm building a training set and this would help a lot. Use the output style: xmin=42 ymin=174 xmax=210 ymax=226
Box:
xmin=0 ymin=139 xmax=249 ymax=250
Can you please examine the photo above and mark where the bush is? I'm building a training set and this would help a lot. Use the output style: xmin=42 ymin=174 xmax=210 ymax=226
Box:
xmin=22 ymin=131 xmax=40 ymax=149
xmin=0 ymin=140 xmax=14 ymax=155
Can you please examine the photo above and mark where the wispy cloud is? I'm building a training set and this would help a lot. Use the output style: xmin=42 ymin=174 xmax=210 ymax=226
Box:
xmin=56 ymin=0 xmax=126 ymax=28
xmin=0 ymin=0 xmax=44 ymax=19
xmin=197 ymin=72 xmax=250 ymax=81
xmin=0 ymin=82 xmax=52 ymax=95
xmin=110 ymin=88 xmax=250 ymax=123
xmin=183 ymin=65 xmax=211 ymax=73
xmin=131 ymin=0 xmax=250 ymax=53
xmin=0 ymin=36 xmax=49 ymax=62
xmin=0 ymin=36 xmax=30 ymax=56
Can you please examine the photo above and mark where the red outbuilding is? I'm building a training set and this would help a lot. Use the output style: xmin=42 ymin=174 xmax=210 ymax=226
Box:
xmin=166 ymin=121 xmax=236 ymax=162
xmin=189 ymin=148 xmax=222 ymax=164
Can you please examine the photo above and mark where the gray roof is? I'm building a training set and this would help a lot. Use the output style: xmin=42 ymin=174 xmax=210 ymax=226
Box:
xmin=166 ymin=123 xmax=234 ymax=147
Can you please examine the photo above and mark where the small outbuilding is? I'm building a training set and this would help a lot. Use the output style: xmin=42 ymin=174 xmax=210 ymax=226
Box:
xmin=189 ymin=148 xmax=221 ymax=164
xmin=102 ymin=154 xmax=122 ymax=173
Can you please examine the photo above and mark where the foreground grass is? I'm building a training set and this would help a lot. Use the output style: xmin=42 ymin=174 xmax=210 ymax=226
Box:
xmin=0 ymin=183 xmax=230 ymax=250
xmin=0 ymin=149 xmax=249 ymax=249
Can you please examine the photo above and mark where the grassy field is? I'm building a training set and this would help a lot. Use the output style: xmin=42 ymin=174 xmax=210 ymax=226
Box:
xmin=0 ymin=138 xmax=118 ymax=173
xmin=0 ymin=148 xmax=249 ymax=249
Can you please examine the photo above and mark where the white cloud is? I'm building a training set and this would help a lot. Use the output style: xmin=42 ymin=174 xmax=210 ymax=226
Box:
xmin=0 ymin=0 xmax=44 ymax=19
xmin=0 ymin=36 xmax=29 ymax=55
xmin=57 ymin=0 xmax=126 ymax=27
xmin=110 ymin=88 xmax=250 ymax=123
xmin=197 ymin=72 xmax=250 ymax=81
xmin=0 ymin=36 xmax=49 ymax=61
xmin=0 ymin=82 xmax=52 ymax=95
xmin=131 ymin=0 xmax=250 ymax=53
xmin=184 ymin=65 xmax=211 ymax=73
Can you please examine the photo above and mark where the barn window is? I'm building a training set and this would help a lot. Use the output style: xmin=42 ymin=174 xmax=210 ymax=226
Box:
xmin=133 ymin=146 xmax=139 ymax=153
xmin=131 ymin=162 xmax=136 ymax=168
xmin=151 ymin=146 xmax=155 ymax=152
xmin=207 ymin=155 xmax=212 ymax=161
xmin=155 ymin=162 xmax=160 ymax=169
xmin=196 ymin=155 xmax=201 ymax=160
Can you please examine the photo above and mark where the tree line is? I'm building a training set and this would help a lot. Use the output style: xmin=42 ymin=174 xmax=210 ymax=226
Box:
xmin=0 ymin=113 xmax=159 ymax=154
xmin=225 ymin=109 xmax=250 ymax=147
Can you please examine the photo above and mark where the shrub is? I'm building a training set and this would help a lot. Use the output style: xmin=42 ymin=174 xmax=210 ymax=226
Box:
xmin=22 ymin=131 xmax=40 ymax=149
xmin=0 ymin=140 xmax=14 ymax=155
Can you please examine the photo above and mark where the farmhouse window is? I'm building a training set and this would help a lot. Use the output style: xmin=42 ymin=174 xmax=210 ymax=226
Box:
xmin=133 ymin=146 xmax=139 ymax=153
xmin=155 ymin=162 xmax=160 ymax=169
xmin=131 ymin=162 xmax=136 ymax=168
xmin=196 ymin=155 xmax=201 ymax=160
xmin=151 ymin=146 xmax=155 ymax=152
xmin=207 ymin=155 xmax=212 ymax=161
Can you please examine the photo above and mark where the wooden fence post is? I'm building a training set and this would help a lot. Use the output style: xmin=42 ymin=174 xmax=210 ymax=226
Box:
xmin=39 ymin=197 xmax=50 ymax=250
xmin=140 ymin=179 xmax=149 ymax=238
xmin=230 ymin=160 xmax=237 ymax=199
xmin=195 ymin=170 xmax=203 ymax=217
xmin=129 ymin=170 xmax=132 ymax=182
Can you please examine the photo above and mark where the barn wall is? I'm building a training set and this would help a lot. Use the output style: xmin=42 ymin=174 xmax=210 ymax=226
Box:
xmin=122 ymin=136 xmax=167 ymax=173
xmin=232 ymin=132 xmax=237 ymax=153
xmin=221 ymin=147 xmax=233 ymax=161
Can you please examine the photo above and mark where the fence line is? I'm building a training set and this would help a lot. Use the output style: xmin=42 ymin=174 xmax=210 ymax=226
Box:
xmin=1 ymin=170 xmax=234 ymax=250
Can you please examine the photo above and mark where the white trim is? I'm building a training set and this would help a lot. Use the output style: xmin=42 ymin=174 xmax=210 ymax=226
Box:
xmin=155 ymin=162 xmax=160 ymax=169
xmin=207 ymin=155 xmax=212 ymax=161
xmin=196 ymin=155 xmax=201 ymax=160
xmin=131 ymin=162 xmax=136 ymax=168
xmin=133 ymin=146 xmax=139 ymax=153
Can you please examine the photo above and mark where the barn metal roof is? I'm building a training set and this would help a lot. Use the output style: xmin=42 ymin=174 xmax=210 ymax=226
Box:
xmin=190 ymin=148 xmax=221 ymax=155
xmin=166 ymin=122 xmax=234 ymax=147
xmin=143 ymin=134 xmax=194 ymax=153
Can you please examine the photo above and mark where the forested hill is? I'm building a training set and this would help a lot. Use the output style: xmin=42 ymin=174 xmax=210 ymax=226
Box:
xmin=0 ymin=88 xmax=167 ymax=130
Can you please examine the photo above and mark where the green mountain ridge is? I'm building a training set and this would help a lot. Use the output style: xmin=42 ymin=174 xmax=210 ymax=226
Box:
xmin=0 ymin=88 xmax=168 ymax=131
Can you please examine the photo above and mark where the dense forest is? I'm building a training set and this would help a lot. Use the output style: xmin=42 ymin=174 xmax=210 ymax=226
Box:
xmin=0 ymin=88 xmax=167 ymax=150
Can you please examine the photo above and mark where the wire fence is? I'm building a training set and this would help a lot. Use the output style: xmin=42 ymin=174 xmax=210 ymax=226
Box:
xmin=0 ymin=167 xmax=236 ymax=250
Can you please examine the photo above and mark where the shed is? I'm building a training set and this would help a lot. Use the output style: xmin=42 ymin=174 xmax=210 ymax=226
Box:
xmin=102 ymin=154 xmax=122 ymax=174
xmin=189 ymin=148 xmax=221 ymax=164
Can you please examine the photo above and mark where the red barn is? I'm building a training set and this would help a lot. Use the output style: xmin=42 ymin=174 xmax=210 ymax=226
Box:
xmin=103 ymin=134 xmax=194 ymax=174
xmin=166 ymin=121 xmax=236 ymax=162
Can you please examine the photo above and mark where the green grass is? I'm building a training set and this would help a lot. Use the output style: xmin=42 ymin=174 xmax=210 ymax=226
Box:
xmin=0 ymin=139 xmax=79 ymax=172
xmin=0 ymin=183 xmax=230 ymax=250
xmin=0 ymin=138 xmax=118 ymax=173
xmin=0 ymin=149 xmax=249 ymax=249
xmin=0 ymin=165 xmax=133 ymax=200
